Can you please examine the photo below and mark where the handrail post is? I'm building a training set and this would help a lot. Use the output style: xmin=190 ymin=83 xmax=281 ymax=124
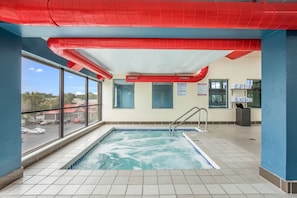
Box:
xmin=199 ymin=108 xmax=208 ymax=132
xmin=198 ymin=109 xmax=200 ymax=129
xmin=205 ymin=109 xmax=208 ymax=132
xmin=170 ymin=106 xmax=208 ymax=135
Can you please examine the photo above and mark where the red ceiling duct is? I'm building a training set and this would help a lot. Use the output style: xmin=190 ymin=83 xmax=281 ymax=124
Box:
xmin=48 ymin=43 xmax=113 ymax=79
xmin=1 ymin=1 xmax=297 ymax=29
xmin=126 ymin=66 xmax=209 ymax=83
xmin=47 ymin=38 xmax=261 ymax=50
xmin=60 ymin=49 xmax=112 ymax=79
xmin=67 ymin=61 xmax=83 ymax=71
xmin=226 ymin=51 xmax=253 ymax=60
xmin=48 ymin=38 xmax=260 ymax=82
xmin=66 ymin=61 xmax=104 ymax=80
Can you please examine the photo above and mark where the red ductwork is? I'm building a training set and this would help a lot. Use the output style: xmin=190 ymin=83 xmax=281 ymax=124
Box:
xmin=67 ymin=61 xmax=104 ymax=80
xmin=48 ymin=38 xmax=260 ymax=82
xmin=226 ymin=51 xmax=253 ymax=60
xmin=67 ymin=61 xmax=83 ymax=71
xmin=126 ymin=66 xmax=209 ymax=83
xmin=47 ymin=38 xmax=261 ymax=50
xmin=60 ymin=49 xmax=112 ymax=79
xmin=1 ymin=1 xmax=297 ymax=29
xmin=48 ymin=40 xmax=113 ymax=79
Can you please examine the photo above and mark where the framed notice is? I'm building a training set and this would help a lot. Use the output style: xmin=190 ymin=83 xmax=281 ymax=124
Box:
xmin=197 ymin=83 xmax=207 ymax=96
xmin=177 ymin=83 xmax=187 ymax=96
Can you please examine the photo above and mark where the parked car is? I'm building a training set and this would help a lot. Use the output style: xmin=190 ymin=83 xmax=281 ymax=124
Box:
xmin=21 ymin=127 xmax=30 ymax=134
xmin=30 ymin=128 xmax=45 ymax=134
xmin=40 ymin=120 xmax=52 ymax=125
xmin=21 ymin=127 xmax=45 ymax=134
xmin=73 ymin=118 xmax=81 ymax=123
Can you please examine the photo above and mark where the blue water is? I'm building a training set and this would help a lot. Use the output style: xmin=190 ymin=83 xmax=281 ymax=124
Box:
xmin=69 ymin=129 xmax=214 ymax=170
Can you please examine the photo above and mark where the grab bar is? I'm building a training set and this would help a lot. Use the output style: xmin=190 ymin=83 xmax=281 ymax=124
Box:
xmin=169 ymin=107 xmax=208 ymax=136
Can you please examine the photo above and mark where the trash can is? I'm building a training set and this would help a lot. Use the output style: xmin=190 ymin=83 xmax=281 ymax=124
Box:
xmin=236 ymin=105 xmax=251 ymax=126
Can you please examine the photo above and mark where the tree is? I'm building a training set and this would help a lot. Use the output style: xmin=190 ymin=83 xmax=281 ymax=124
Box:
xmin=88 ymin=92 xmax=98 ymax=100
xmin=21 ymin=92 xmax=59 ymax=112
xmin=64 ymin=93 xmax=76 ymax=104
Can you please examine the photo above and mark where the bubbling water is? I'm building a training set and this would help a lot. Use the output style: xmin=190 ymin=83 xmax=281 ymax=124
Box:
xmin=71 ymin=130 xmax=214 ymax=170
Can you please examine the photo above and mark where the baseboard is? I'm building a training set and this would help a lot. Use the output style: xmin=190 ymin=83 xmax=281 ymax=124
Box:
xmin=0 ymin=167 xmax=23 ymax=190
xmin=259 ymin=166 xmax=297 ymax=193
xmin=104 ymin=121 xmax=261 ymax=125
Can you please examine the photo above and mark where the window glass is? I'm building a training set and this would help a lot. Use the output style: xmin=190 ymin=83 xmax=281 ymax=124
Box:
xmin=152 ymin=83 xmax=173 ymax=108
xmin=21 ymin=58 xmax=59 ymax=112
xmin=88 ymin=79 xmax=99 ymax=124
xmin=21 ymin=57 xmax=60 ymax=154
xmin=247 ymin=79 xmax=261 ymax=108
xmin=88 ymin=105 xmax=99 ymax=125
xmin=98 ymin=83 xmax=102 ymax=121
xmin=64 ymin=71 xmax=86 ymax=135
xmin=21 ymin=111 xmax=60 ymax=154
xmin=21 ymin=57 xmax=102 ymax=154
xmin=113 ymin=79 xmax=134 ymax=108
xmin=209 ymin=79 xmax=228 ymax=108
xmin=88 ymin=79 xmax=98 ymax=105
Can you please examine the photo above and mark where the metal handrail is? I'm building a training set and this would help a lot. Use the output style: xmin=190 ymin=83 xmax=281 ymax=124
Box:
xmin=169 ymin=106 xmax=208 ymax=135
xmin=198 ymin=108 xmax=208 ymax=132
xmin=169 ymin=107 xmax=199 ymax=133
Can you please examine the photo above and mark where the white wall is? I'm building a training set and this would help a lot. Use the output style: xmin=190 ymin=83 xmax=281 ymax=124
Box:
xmin=102 ymin=51 xmax=261 ymax=122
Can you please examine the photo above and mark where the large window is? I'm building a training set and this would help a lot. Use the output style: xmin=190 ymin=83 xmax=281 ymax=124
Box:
xmin=113 ymin=79 xmax=134 ymax=108
xmin=88 ymin=79 xmax=100 ymax=124
xmin=247 ymin=79 xmax=261 ymax=108
xmin=21 ymin=57 xmax=101 ymax=154
xmin=64 ymin=71 xmax=86 ymax=135
xmin=152 ymin=83 xmax=173 ymax=108
xmin=209 ymin=79 xmax=228 ymax=108
xmin=21 ymin=57 xmax=60 ymax=154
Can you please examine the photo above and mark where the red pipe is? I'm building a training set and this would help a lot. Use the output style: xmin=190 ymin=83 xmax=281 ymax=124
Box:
xmin=1 ymin=1 xmax=297 ymax=29
xmin=48 ymin=37 xmax=259 ymax=82
xmin=47 ymin=38 xmax=261 ymax=50
xmin=50 ymin=48 xmax=112 ymax=79
xmin=48 ymin=38 xmax=260 ymax=82
xmin=226 ymin=51 xmax=253 ymax=60
xmin=67 ymin=61 xmax=83 ymax=71
xmin=48 ymin=40 xmax=113 ymax=79
xmin=60 ymin=49 xmax=112 ymax=79
xmin=67 ymin=61 xmax=104 ymax=80
xmin=126 ymin=66 xmax=209 ymax=83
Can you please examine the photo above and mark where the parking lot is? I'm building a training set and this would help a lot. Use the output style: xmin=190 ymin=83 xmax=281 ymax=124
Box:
xmin=22 ymin=122 xmax=85 ymax=154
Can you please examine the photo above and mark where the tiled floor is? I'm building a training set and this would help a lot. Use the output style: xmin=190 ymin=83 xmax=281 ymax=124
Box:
xmin=1 ymin=124 xmax=296 ymax=197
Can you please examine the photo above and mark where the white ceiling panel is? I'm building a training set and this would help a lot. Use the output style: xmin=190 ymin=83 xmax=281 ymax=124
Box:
xmin=79 ymin=49 xmax=232 ymax=75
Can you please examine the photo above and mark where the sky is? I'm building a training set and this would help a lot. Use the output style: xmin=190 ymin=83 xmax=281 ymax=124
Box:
xmin=21 ymin=57 xmax=98 ymax=96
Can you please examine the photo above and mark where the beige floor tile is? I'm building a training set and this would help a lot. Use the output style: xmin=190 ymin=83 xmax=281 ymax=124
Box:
xmin=126 ymin=184 xmax=142 ymax=195
xmin=92 ymin=184 xmax=111 ymax=195
xmin=109 ymin=184 xmax=127 ymax=195
xmin=1 ymin=124 xmax=291 ymax=197
xmin=143 ymin=185 xmax=159 ymax=195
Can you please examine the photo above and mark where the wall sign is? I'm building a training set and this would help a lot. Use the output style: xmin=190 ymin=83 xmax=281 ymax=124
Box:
xmin=177 ymin=83 xmax=187 ymax=96
xmin=197 ymin=83 xmax=207 ymax=96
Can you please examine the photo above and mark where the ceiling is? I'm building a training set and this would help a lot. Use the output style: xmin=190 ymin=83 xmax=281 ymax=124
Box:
xmin=0 ymin=0 xmax=296 ymax=81
xmin=79 ymin=49 xmax=232 ymax=75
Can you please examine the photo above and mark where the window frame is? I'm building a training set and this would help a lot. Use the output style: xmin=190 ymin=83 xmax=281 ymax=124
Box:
xmin=208 ymin=79 xmax=228 ymax=109
xmin=247 ymin=79 xmax=261 ymax=108
xmin=113 ymin=79 xmax=135 ymax=109
xmin=152 ymin=82 xmax=173 ymax=109
xmin=21 ymin=55 xmax=101 ymax=155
